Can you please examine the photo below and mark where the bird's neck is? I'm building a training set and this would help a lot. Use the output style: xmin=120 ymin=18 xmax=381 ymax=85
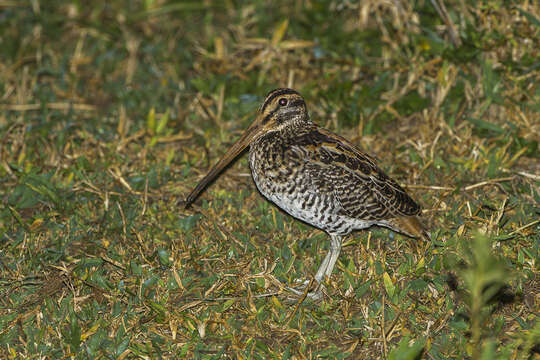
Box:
xmin=250 ymin=120 xmax=309 ymax=153
xmin=278 ymin=117 xmax=314 ymax=140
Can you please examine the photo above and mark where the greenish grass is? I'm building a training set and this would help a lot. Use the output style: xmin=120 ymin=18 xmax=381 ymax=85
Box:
xmin=1 ymin=0 xmax=539 ymax=358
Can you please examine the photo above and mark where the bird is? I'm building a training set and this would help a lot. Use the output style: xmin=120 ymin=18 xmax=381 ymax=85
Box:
xmin=185 ymin=88 xmax=430 ymax=300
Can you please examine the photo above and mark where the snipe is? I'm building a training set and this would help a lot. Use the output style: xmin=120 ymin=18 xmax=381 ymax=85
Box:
xmin=185 ymin=88 xmax=430 ymax=300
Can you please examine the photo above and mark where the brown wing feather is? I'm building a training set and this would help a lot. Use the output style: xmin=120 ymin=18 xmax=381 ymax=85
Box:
xmin=294 ymin=127 xmax=421 ymax=221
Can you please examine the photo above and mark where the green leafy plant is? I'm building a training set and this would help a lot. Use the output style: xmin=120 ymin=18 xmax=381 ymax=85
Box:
xmin=458 ymin=233 xmax=512 ymax=359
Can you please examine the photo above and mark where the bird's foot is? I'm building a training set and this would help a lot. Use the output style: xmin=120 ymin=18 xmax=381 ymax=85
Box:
xmin=286 ymin=279 xmax=325 ymax=302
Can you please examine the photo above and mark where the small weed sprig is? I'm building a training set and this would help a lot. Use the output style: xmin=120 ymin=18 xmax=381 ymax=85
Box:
xmin=459 ymin=233 xmax=512 ymax=359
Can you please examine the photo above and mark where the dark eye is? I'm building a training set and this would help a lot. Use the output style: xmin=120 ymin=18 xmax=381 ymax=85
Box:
xmin=278 ymin=98 xmax=288 ymax=106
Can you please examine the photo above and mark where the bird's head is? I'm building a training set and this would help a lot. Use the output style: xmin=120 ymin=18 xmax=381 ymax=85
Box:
xmin=184 ymin=88 xmax=308 ymax=207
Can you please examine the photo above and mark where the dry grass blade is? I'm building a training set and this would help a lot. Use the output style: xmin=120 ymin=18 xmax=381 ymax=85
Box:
xmin=0 ymin=103 xmax=96 ymax=111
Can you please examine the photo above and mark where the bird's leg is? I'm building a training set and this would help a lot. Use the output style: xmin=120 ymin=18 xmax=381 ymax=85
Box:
xmin=322 ymin=234 xmax=343 ymax=279
xmin=314 ymin=249 xmax=333 ymax=283
xmin=288 ymin=234 xmax=343 ymax=301
xmin=314 ymin=235 xmax=342 ymax=282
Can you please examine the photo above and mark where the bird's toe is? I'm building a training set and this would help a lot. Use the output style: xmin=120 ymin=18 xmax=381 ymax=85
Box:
xmin=286 ymin=279 xmax=325 ymax=301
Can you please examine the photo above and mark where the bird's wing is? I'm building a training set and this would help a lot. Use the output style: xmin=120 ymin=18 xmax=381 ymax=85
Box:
xmin=291 ymin=127 xmax=421 ymax=221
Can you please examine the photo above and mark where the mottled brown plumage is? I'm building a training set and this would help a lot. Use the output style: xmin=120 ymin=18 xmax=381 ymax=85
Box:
xmin=185 ymin=88 xmax=430 ymax=299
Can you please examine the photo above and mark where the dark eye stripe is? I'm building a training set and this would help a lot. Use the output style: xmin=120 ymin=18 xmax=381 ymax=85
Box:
xmin=261 ymin=88 xmax=299 ymax=112
xmin=262 ymin=104 xmax=280 ymax=124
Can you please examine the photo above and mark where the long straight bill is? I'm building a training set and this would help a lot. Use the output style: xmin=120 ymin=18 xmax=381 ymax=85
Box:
xmin=184 ymin=119 xmax=262 ymax=207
